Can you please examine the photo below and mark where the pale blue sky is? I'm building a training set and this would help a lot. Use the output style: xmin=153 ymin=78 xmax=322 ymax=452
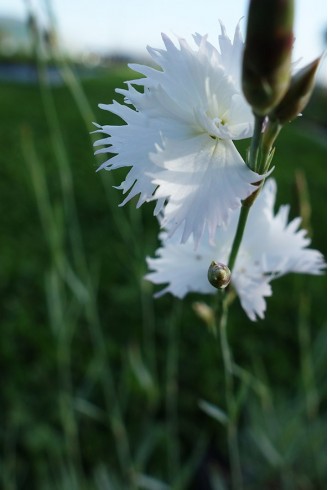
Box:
xmin=1 ymin=0 xmax=326 ymax=72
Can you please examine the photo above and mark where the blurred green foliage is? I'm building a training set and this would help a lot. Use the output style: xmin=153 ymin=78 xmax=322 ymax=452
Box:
xmin=0 ymin=66 xmax=326 ymax=490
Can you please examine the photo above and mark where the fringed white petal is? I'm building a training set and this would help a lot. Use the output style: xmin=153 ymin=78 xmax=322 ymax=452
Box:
xmin=146 ymin=237 xmax=216 ymax=298
xmin=151 ymin=136 xmax=263 ymax=245
xmin=232 ymin=269 xmax=272 ymax=321
xmin=218 ymin=20 xmax=244 ymax=86
xmin=243 ymin=179 xmax=326 ymax=277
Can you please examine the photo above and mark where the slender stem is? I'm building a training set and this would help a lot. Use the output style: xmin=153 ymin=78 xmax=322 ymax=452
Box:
xmin=216 ymin=113 xmax=274 ymax=489
xmin=258 ymin=120 xmax=281 ymax=174
xmin=248 ymin=114 xmax=265 ymax=172
xmin=217 ymin=293 xmax=243 ymax=490
xmin=228 ymin=205 xmax=250 ymax=272
xmin=228 ymin=118 xmax=280 ymax=274
xmin=227 ymin=114 xmax=265 ymax=273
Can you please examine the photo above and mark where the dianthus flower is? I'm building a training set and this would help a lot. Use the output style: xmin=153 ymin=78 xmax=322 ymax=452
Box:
xmin=146 ymin=179 xmax=325 ymax=321
xmin=94 ymin=23 xmax=264 ymax=245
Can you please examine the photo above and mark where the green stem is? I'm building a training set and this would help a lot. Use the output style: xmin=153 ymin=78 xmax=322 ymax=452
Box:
xmin=248 ymin=114 xmax=265 ymax=172
xmin=227 ymin=114 xmax=265 ymax=273
xmin=228 ymin=118 xmax=281 ymax=273
xmin=216 ymin=114 xmax=278 ymax=489
xmin=258 ymin=120 xmax=281 ymax=174
xmin=217 ymin=294 xmax=243 ymax=490
xmin=228 ymin=204 xmax=250 ymax=272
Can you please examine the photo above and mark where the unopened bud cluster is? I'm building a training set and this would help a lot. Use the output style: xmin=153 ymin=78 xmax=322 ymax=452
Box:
xmin=242 ymin=0 xmax=319 ymax=121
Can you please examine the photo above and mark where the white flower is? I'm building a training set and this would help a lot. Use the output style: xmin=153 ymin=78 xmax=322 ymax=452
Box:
xmin=146 ymin=179 xmax=325 ymax=321
xmin=94 ymin=22 xmax=264 ymax=245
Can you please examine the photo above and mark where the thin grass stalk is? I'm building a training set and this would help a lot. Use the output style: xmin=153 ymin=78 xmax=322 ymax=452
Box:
xmin=38 ymin=72 xmax=87 ymax=277
xmin=139 ymin=280 xmax=158 ymax=385
xmin=1 ymin=421 xmax=17 ymax=490
xmin=24 ymin=10 xmax=137 ymax=484
xmin=42 ymin=1 xmax=159 ymax=389
xmin=165 ymin=302 xmax=181 ymax=485
xmin=85 ymin=303 xmax=137 ymax=485
xmin=23 ymin=96 xmax=136 ymax=489
xmin=41 ymin=3 xmax=162 ymax=464
xmin=22 ymin=129 xmax=83 ymax=475
xmin=42 ymin=0 xmax=139 ymax=248
xmin=46 ymin=268 xmax=82 ymax=471
xmin=298 ymin=295 xmax=319 ymax=418
xmin=39 ymin=7 xmax=161 ymax=472
xmin=297 ymin=292 xmax=321 ymax=481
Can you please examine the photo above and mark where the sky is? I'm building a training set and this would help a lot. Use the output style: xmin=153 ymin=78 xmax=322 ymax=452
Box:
xmin=1 ymin=0 xmax=327 ymax=76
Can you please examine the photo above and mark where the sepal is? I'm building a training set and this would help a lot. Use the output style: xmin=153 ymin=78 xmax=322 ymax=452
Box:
xmin=269 ymin=58 xmax=321 ymax=124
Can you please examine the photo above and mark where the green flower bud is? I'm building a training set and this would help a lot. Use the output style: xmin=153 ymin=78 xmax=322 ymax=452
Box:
xmin=207 ymin=261 xmax=231 ymax=289
xmin=242 ymin=0 xmax=294 ymax=115
xmin=269 ymin=58 xmax=320 ymax=124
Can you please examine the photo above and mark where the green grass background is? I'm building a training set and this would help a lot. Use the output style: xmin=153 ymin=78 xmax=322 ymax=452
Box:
xmin=0 ymin=64 xmax=326 ymax=490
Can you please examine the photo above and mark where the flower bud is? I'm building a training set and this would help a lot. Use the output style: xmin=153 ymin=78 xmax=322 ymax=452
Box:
xmin=242 ymin=0 xmax=294 ymax=115
xmin=207 ymin=261 xmax=231 ymax=289
xmin=269 ymin=58 xmax=320 ymax=124
xmin=193 ymin=302 xmax=216 ymax=327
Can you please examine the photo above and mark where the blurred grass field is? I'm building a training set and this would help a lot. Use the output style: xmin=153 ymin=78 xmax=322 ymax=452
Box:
xmin=0 ymin=63 xmax=326 ymax=490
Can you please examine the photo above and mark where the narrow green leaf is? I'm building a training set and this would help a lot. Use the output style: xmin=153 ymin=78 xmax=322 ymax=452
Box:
xmin=198 ymin=399 xmax=228 ymax=425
